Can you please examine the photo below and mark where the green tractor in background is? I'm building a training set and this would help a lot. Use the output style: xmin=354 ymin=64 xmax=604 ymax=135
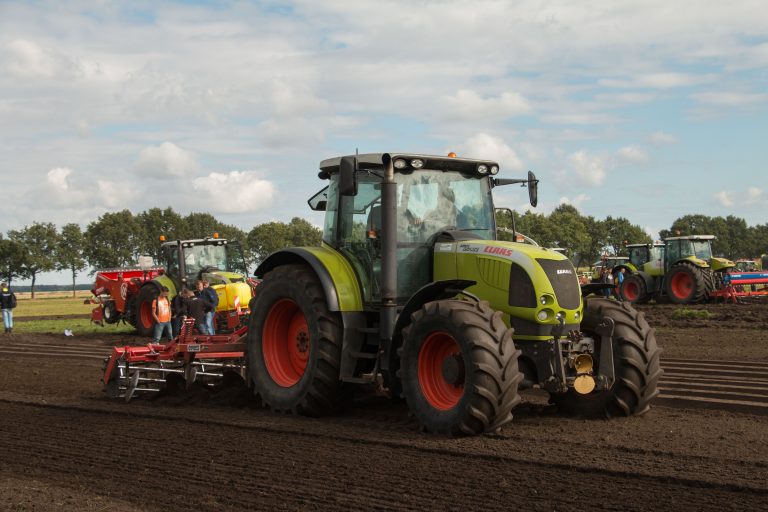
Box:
xmin=134 ymin=236 xmax=254 ymax=336
xmin=248 ymin=153 xmax=661 ymax=435
xmin=617 ymin=235 xmax=734 ymax=304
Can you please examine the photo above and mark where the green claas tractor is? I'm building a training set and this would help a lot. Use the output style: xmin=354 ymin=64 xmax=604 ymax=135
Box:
xmin=590 ymin=256 xmax=630 ymax=283
xmin=618 ymin=235 xmax=734 ymax=304
xmin=134 ymin=236 xmax=253 ymax=336
xmin=249 ymin=153 xmax=661 ymax=435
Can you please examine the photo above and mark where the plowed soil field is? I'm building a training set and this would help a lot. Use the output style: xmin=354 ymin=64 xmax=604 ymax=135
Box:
xmin=1 ymin=303 xmax=767 ymax=511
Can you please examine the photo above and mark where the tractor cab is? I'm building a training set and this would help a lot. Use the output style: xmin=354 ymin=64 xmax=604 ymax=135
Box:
xmin=663 ymin=235 xmax=734 ymax=272
xmin=309 ymin=154 xmax=510 ymax=304
xmin=625 ymin=243 xmax=665 ymax=277
xmin=160 ymin=237 xmax=250 ymax=291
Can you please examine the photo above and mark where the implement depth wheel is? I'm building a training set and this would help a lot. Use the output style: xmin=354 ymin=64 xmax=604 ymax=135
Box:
xmin=248 ymin=265 xmax=342 ymax=415
xmin=551 ymin=297 xmax=662 ymax=417
xmin=665 ymin=263 xmax=707 ymax=304
xmin=400 ymin=299 xmax=522 ymax=436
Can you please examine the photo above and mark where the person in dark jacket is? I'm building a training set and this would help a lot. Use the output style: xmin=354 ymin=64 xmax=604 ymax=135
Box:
xmin=1 ymin=282 xmax=17 ymax=333
xmin=200 ymin=280 xmax=219 ymax=335
xmin=183 ymin=288 xmax=210 ymax=335
xmin=171 ymin=288 xmax=188 ymax=337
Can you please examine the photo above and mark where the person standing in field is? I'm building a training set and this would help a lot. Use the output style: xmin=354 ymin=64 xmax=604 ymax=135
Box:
xmin=201 ymin=280 xmax=219 ymax=335
xmin=1 ymin=282 xmax=17 ymax=333
xmin=616 ymin=268 xmax=626 ymax=301
xmin=151 ymin=286 xmax=173 ymax=343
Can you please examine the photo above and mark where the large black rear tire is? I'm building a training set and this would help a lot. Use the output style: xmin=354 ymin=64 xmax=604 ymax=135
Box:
xmin=665 ymin=263 xmax=707 ymax=304
xmin=399 ymin=299 xmax=522 ymax=436
xmin=248 ymin=265 xmax=343 ymax=416
xmin=619 ymin=274 xmax=649 ymax=304
xmin=550 ymin=297 xmax=662 ymax=417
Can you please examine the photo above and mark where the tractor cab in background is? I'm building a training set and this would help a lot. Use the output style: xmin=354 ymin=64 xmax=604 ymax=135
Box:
xmin=159 ymin=236 xmax=250 ymax=292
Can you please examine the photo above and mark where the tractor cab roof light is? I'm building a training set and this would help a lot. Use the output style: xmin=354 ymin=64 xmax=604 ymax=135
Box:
xmin=393 ymin=158 xmax=408 ymax=169
xmin=411 ymin=158 xmax=424 ymax=169
xmin=490 ymin=165 xmax=499 ymax=175
xmin=477 ymin=164 xmax=489 ymax=175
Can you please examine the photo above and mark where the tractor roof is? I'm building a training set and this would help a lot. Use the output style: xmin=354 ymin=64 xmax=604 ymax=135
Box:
xmin=319 ymin=153 xmax=500 ymax=175
xmin=664 ymin=235 xmax=716 ymax=241
xmin=626 ymin=243 xmax=665 ymax=248
xmin=161 ymin=237 xmax=230 ymax=248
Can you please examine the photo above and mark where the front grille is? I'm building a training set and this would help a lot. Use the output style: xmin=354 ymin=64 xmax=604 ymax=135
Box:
xmin=536 ymin=258 xmax=581 ymax=309
xmin=508 ymin=263 xmax=537 ymax=308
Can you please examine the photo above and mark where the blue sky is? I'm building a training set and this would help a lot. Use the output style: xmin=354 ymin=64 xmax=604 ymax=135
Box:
xmin=1 ymin=0 xmax=766 ymax=284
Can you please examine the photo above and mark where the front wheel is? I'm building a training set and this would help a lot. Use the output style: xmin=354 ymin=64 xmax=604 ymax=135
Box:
xmin=399 ymin=299 xmax=522 ymax=436
xmin=550 ymin=297 xmax=662 ymax=417
xmin=665 ymin=263 xmax=707 ymax=304
xmin=247 ymin=265 xmax=343 ymax=416
xmin=620 ymin=274 xmax=648 ymax=304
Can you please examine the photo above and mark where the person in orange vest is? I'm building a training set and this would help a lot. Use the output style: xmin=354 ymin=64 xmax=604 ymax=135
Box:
xmin=151 ymin=286 xmax=173 ymax=343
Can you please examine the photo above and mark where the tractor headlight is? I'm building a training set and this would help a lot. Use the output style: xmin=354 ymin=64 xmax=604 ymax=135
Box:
xmin=477 ymin=164 xmax=489 ymax=175
xmin=411 ymin=158 xmax=424 ymax=169
xmin=556 ymin=312 xmax=565 ymax=322
xmin=574 ymin=311 xmax=580 ymax=320
xmin=537 ymin=309 xmax=552 ymax=322
xmin=490 ymin=165 xmax=499 ymax=175
xmin=539 ymin=295 xmax=554 ymax=305
xmin=393 ymin=158 xmax=407 ymax=169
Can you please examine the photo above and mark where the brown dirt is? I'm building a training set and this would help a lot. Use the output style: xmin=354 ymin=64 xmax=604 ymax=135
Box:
xmin=0 ymin=303 xmax=767 ymax=511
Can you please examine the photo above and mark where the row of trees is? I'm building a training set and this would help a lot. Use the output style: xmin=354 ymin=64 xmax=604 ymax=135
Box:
xmin=0 ymin=208 xmax=321 ymax=298
xmin=1 ymin=205 xmax=766 ymax=297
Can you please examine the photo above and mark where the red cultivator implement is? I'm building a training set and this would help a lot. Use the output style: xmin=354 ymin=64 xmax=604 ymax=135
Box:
xmin=102 ymin=319 xmax=247 ymax=401
xmin=709 ymin=271 xmax=768 ymax=303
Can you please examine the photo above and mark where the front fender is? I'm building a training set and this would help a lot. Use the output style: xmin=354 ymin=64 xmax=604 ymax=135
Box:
xmin=393 ymin=279 xmax=477 ymax=340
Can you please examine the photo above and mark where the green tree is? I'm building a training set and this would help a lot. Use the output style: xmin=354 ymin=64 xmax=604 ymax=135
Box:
xmin=85 ymin=210 xmax=143 ymax=269
xmin=8 ymin=222 xmax=60 ymax=298
xmin=136 ymin=207 xmax=185 ymax=261
xmin=0 ymin=236 xmax=27 ymax=286
xmin=57 ymin=223 xmax=87 ymax=297
xmin=247 ymin=217 xmax=321 ymax=264
xmin=548 ymin=204 xmax=591 ymax=264
xmin=603 ymin=216 xmax=651 ymax=256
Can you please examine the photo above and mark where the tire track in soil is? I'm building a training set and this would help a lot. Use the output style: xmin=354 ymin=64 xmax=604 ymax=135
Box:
xmin=0 ymin=399 xmax=765 ymax=512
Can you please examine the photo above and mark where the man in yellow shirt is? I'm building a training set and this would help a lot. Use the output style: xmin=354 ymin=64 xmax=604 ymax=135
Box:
xmin=151 ymin=286 xmax=173 ymax=343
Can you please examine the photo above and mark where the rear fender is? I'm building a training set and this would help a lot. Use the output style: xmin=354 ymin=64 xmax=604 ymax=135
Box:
xmin=255 ymin=247 xmax=363 ymax=312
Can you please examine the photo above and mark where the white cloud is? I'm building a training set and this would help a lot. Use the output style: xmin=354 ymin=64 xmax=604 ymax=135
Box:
xmin=714 ymin=191 xmax=734 ymax=207
xmin=41 ymin=167 xmax=87 ymax=206
xmin=693 ymin=91 xmax=768 ymax=106
xmin=192 ymin=171 xmax=275 ymax=213
xmin=746 ymin=187 xmax=762 ymax=203
xmin=559 ymin=194 xmax=590 ymax=208
xmin=443 ymin=89 xmax=532 ymax=121
xmin=616 ymin=146 xmax=649 ymax=164
xmin=458 ymin=133 xmax=524 ymax=171
xmin=134 ymin=142 xmax=200 ymax=179
xmin=599 ymin=73 xmax=714 ymax=89
xmin=648 ymin=131 xmax=678 ymax=145
xmin=98 ymin=179 xmax=139 ymax=209
xmin=568 ymin=150 xmax=606 ymax=186
xmin=2 ymin=39 xmax=82 ymax=79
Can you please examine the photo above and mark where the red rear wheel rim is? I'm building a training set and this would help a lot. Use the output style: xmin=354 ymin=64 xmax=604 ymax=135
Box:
xmin=417 ymin=331 xmax=464 ymax=410
xmin=263 ymin=299 xmax=310 ymax=387
xmin=670 ymin=271 xmax=693 ymax=299
xmin=624 ymin=281 xmax=639 ymax=300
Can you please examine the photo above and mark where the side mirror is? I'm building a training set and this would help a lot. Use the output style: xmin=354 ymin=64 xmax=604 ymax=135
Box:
xmin=339 ymin=156 xmax=358 ymax=196
xmin=528 ymin=171 xmax=538 ymax=208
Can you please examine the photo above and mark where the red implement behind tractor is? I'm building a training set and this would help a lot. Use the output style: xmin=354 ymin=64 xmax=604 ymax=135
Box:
xmin=89 ymin=266 xmax=164 ymax=325
xmin=102 ymin=318 xmax=247 ymax=401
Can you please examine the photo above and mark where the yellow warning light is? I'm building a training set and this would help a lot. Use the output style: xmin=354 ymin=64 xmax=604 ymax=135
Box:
xmin=447 ymin=152 xmax=457 ymax=158
xmin=213 ymin=232 xmax=219 ymax=239
xmin=159 ymin=235 xmax=166 ymax=242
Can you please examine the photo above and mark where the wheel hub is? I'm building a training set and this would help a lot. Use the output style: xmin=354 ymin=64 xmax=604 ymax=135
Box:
xmin=441 ymin=353 xmax=465 ymax=386
xmin=296 ymin=331 xmax=309 ymax=353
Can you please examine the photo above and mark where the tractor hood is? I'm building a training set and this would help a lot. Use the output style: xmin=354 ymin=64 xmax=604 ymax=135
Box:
xmin=202 ymin=270 xmax=247 ymax=285
xmin=433 ymin=239 xmax=582 ymax=340
xmin=710 ymin=257 xmax=735 ymax=271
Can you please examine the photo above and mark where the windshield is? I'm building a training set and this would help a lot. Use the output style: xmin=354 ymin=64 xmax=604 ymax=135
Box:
xmin=396 ymin=170 xmax=495 ymax=243
xmin=183 ymin=242 xmax=248 ymax=280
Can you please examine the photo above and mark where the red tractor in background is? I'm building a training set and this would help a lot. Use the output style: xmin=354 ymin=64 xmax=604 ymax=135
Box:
xmin=90 ymin=235 xmax=257 ymax=336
